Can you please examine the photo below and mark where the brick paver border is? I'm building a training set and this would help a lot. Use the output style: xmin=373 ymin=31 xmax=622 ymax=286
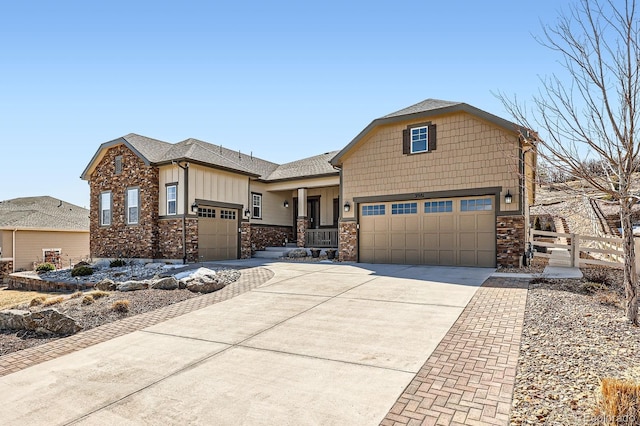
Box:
xmin=380 ymin=277 xmax=529 ymax=426
xmin=0 ymin=266 xmax=274 ymax=377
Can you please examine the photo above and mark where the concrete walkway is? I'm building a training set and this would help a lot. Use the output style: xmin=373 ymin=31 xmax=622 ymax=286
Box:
xmin=0 ymin=261 xmax=527 ymax=425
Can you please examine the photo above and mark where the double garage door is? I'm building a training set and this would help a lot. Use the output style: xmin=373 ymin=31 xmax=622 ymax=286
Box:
xmin=197 ymin=207 xmax=239 ymax=261
xmin=359 ymin=197 xmax=496 ymax=267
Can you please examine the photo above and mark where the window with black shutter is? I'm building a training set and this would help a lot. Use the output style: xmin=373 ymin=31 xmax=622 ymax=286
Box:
xmin=403 ymin=122 xmax=436 ymax=155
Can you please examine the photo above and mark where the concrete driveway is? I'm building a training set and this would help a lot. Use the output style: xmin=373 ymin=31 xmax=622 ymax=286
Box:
xmin=0 ymin=261 xmax=493 ymax=426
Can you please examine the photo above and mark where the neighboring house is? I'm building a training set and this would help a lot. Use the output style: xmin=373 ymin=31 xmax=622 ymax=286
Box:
xmin=0 ymin=197 xmax=90 ymax=272
xmin=80 ymin=135 xmax=339 ymax=263
xmin=331 ymin=99 xmax=536 ymax=267
xmin=82 ymin=98 xmax=535 ymax=268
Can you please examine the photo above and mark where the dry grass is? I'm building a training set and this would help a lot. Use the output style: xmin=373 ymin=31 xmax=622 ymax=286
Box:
xmin=87 ymin=290 xmax=110 ymax=300
xmin=81 ymin=295 xmax=94 ymax=305
xmin=41 ymin=296 xmax=65 ymax=307
xmin=0 ymin=289 xmax=58 ymax=310
xmin=69 ymin=291 xmax=83 ymax=299
xmin=595 ymin=378 xmax=640 ymax=425
xmin=111 ymin=299 xmax=130 ymax=313
xmin=29 ymin=296 xmax=47 ymax=307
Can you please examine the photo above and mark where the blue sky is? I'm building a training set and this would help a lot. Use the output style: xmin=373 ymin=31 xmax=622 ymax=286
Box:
xmin=0 ymin=0 xmax=564 ymax=208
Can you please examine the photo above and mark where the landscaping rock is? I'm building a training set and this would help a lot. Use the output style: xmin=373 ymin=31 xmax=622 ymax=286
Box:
xmin=287 ymin=248 xmax=308 ymax=258
xmin=95 ymin=278 xmax=117 ymax=291
xmin=150 ymin=276 xmax=179 ymax=290
xmin=0 ymin=309 xmax=30 ymax=331
xmin=0 ymin=309 xmax=81 ymax=335
xmin=186 ymin=276 xmax=225 ymax=294
xmin=24 ymin=309 xmax=82 ymax=335
xmin=116 ymin=280 xmax=149 ymax=292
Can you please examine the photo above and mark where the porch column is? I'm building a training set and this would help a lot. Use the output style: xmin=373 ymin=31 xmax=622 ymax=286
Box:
xmin=296 ymin=188 xmax=308 ymax=247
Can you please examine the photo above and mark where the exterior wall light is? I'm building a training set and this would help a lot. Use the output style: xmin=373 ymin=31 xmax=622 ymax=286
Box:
xmin=191 ymin=202 xmax=198 ymax=213
xmin=344 ymin=201 xmax=351 ymax=212
xmin=504 ymin=190 xmax=512 ymax=204
xmin=244 ymin=208 xmax=251 ymax=218
xmin=284 ymin=200 xmax=289 ymax=208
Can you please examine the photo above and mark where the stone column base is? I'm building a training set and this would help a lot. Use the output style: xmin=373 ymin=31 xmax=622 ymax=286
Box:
xmin=241 ymin=222 xmax=252 ymax=259
xmin=297 ymin=218 xmax=309 ymax=247
xmin=339 ymin=221 xmax=357 ymax=261
xmin=496 ymin=215 xmax=526 ymax=267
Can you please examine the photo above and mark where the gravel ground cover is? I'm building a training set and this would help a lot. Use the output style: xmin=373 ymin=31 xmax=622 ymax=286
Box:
xmin=511 ymin=267 xmax=640 ymax=425
xmin=0 ymin=266 xmax=240 ymax=357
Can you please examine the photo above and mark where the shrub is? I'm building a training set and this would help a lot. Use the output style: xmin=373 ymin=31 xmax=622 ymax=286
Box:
xmin=594 ymin=378 xmax=640 ymax=425
xmin=594 ymin=291 xmax=621 ymax=308
xmin=88 ymin=290 xmax=110 ymax=299
xmin=111 ymin=300 xmax=130 ymax=313
xmin=29 ymin=296 xmax=47 ymax=307
xmin=69 ymin=291 xmax=83 ymax=299
xmin=583 ymin=269 xmax=612 ymax=287
xmin=71 ymin=265 xmax=94 ymax=277
xmin=42 ymin=296 xmax=64 ymax=307
xmin=35 ymin=262 xmax=55 ymax=272
xmin=109 ymin=259 xmax=126 ymax=268
xmin=82 ymin=295 xmax=94 ymax=305
xmin=582 ymin=281 xmax=607 ymax=294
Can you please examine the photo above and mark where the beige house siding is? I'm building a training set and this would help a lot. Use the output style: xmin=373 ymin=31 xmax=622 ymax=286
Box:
xmin=158 ymin=164 xmax=249 ymax=216
xmin=12 ymin=230 xmax=89 ymax=271
xmin=341 ymin=112 xmax=522 ymax=219
xmin=0 ymin=231 xmax=13 ymax=258
xmin=249 ymin=181 xmax=292 ymax=227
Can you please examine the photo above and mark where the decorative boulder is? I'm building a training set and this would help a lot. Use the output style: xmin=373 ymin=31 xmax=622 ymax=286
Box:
xmin=23 ymin=309 xmax=82 ymax=335
xmin=186 ymin=276 xmax=225 ymax=294
xmin=150 ymin=276 xmax=179 ymax=290
xmin=116 ymin=280 xmax=149 ymax=292
xmin=287 ymin=248 xmax=308 ymax=258
xmin=95 ymin=278 xmax=117 ymax=291
xmin=0 ymin=309 xmax=30 ymax=331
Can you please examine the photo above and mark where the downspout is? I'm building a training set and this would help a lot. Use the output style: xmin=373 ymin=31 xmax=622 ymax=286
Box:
xmin=12 ymin=229 xmax=16 ymax=272
xmin=175 ymin=161 xmax=190 ymax=264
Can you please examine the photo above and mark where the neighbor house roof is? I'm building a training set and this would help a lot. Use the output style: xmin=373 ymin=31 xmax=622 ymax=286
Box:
xmin=0 ymin=196 xmax=89 ymax=231
xmin=331 ymin=98 xmax=525 ymax=166
xmin=82 ymin=134 xmax=338 ymax=181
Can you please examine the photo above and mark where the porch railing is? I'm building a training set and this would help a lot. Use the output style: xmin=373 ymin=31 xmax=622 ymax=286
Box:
xmin=306 ymin=229 xmax=338 ymax=247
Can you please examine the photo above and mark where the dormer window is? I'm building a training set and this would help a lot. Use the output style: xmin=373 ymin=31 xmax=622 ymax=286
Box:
xmin=411 ymin=126 xmax=428 ymax=153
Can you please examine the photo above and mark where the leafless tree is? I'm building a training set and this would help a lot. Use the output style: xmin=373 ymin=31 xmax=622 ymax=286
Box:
xmin=498 ymin=0 xmax=640 ymax=324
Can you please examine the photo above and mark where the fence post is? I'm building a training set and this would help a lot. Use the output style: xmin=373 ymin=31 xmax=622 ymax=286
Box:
xmin=571 ymin=233 xmax=580 ymax=268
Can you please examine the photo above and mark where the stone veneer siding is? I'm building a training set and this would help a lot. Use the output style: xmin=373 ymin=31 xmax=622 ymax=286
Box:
xmin=0 ymin=260 xmax=13 ymax=276
xmin=296 ymin=218 xmax=309 ymax=248
xmin=338 ymin=221 xmax=357 ymax=261
xmin=251 ymin=225 xmax=293 ymax=251
xmin=496 ymin=215 xmax=525 ymax=267
xmin=158 ymin=218 xmax=199 ymax=263
xmin=7 ymin=274 xmax=94 ymax=292
xmin=241 ymin=222 xmax=252 ymax=259
xmin=90 ymin=145 xmax=160 ymax=259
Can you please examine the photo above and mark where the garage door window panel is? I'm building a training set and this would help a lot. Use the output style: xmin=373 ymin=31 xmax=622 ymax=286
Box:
xmin=391 ymin=203 xmax=417 ymax=215
xmin=362 ymin=205 xmax=385 ymax=216
xmin=424 ymin=201 xmax=452 ymax=213
xmin=461 ymin=198 xmax=492 ymax=211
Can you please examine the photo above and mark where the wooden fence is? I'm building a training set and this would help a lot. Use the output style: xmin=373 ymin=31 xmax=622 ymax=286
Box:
xmin=530 ymin=229 xmax=626 ymax=268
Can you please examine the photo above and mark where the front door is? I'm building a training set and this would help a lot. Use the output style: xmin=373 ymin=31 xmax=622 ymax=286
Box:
xmin=307 ymin=198 xmax=320 ymax=229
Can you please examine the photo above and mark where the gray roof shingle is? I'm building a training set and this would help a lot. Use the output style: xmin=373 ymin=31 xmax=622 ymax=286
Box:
xmin=266 ymin=151 xmax=339 ymax=181
xmin=381 ymin=98 xmax=462 ymax=118
xmin=0 ymin=196 xmax=89 ymax=231
xmin=85 ymin=134 xmax=337 ymax=181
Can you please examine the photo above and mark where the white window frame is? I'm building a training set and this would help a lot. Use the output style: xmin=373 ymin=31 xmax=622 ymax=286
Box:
xmin=166 ymin=185 xmax=177 ymax=215
xmin=410 ymin=126 xmax=429 ymax=153
xmin=100 ymin=191 xmax=112 ymax=226
xmin=126 ymin=187 xmax=140 ymax=225
xmin=252 ymin=193 xmax=262 ymax=219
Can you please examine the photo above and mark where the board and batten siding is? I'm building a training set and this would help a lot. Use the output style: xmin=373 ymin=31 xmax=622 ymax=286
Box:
xmin=12 ymin=230 xmax=89 ymax=271
xmin=341 ymin=112 xmax=522 ymax=219
xmin=158 ymin=164 xmax=249 ymax=216
xmin=0 ymin=230 xmax=13 ymax=258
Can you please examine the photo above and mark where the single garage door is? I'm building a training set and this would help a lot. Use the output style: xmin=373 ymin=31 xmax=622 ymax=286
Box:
xmin=359 ymin=197 xmax=495 ymax=267
xmin=197 ymin=207 xmax=239 ymax=261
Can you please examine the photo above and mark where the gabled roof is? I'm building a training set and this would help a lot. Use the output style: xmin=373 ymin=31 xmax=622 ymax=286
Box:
xmin=82 ymin=134 xmax=338 ymax=181
xmin=264 ymin=151 xmax=339 ymax=181
xmin=331 ymin=98 xmax=523 ymax=166
xmin=0 ymin=196 xmax=89 ymax=231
